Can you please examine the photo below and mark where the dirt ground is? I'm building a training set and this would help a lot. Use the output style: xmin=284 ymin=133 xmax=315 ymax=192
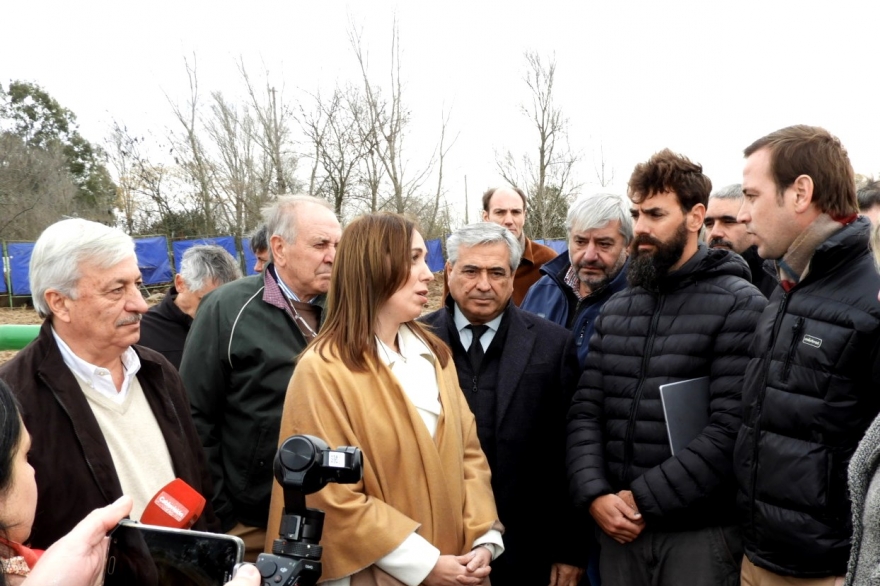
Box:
xmin=0 ymin=272 xmax=446 ymax=365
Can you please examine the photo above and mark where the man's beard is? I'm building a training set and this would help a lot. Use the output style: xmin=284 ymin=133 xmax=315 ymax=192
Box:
xmin=627 ymin=221 xmax=688 ymax=290
xmin=577 ymin=253 xmax=626 ymax=293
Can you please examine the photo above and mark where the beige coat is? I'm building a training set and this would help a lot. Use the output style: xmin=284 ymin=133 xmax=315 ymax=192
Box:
xmin=265 ymin=345 xmax=500 ymax=581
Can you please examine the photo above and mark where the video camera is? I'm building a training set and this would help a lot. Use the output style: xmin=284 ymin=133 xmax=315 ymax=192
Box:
xmin=253 ymin=434 xmax=363 ymax=586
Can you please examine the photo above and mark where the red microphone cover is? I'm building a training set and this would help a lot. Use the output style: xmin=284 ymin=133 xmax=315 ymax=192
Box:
xmin=140 ymin=478 xmax=206 ymax=529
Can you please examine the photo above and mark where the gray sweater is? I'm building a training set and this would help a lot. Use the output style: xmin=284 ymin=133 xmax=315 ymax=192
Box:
xmin=846 ymin=413 xmax=880 ymax=585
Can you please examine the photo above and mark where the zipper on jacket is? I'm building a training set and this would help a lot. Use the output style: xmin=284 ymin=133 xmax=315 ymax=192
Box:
xmin=575 ymin=321 xmax=588 ymax=350
xmin=782 ymin=316 xmax=805 ymax=382
xmin=566 ymin=298 xmax=590 ymax=348
xmin=623 ymin=295 xmax=664 ymax=481
xmin=748 ymin=291 xmax=789 ymax=532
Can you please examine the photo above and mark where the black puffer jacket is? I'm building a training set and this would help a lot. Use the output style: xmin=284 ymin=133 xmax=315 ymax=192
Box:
xmin=567 ymin=246 xmax=767 ymax=530
xmin=734 ymin=217 xmax=880 ymax=578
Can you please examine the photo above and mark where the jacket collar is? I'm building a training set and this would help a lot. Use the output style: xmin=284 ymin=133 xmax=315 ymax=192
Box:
xmin=153 ymin=285 xmax=192 ymax=328
xmin=790 ymin=215 xmax=868 ymax=287
xmin=262 ymin=264 xmax=327 ymax=316
xmin=649 ymin=244 xmax=750 ymax=293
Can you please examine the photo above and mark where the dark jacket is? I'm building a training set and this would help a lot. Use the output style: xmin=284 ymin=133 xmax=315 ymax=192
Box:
xmin=734 ymin=217 xmax=880 ymax=578
xmin=422 ymin=300 xmax=586 ymax=584
xmin=139 ymin=285 xmax=192 ymax=370
xmin=180 ymin=267 xmax=323 ymax=530
xmin=521 ymin=252 xmax=629 ymax=368
xmin=568 ymin=246 xmax=767 ymax=530
xmin=741 ymin=245 xmax=779 ymax=299
xmin=0 ymin=320 xmax=218 ymax=549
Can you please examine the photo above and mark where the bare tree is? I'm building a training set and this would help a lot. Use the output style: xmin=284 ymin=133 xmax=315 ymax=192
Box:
xmin=240 ymin=62 xmax=299 ymax=196
xmin=203 ymin=92 xmax=260 ymax=237
xmin=594 ymin=141 xmax=615 ymax=188
xmin=348 ymin=19 xmax=434 ymax=214
xmin=106 ymin=122 xmax=189 ymax=235
xmin=168 ymin=56 xmax=218 ymax=235
xmin=496 ymin=52 xmax=580 ymax=240
xmin=349 ymin=91 xmax=385 ymax=213
xmin=296 ymin=85 xmax=369 ymax=217
xmin=167 ymin=57 xmax=304 ymax=237
xmin=296 ymin=92 xmax=330 ymax=198
xmin=106 ymin=122 xmax=139 ymax=233
xmin=424 ymin=107 xmax=458 ymax=239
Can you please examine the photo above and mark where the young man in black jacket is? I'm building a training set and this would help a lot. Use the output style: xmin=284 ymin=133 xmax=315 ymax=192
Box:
xmin=567 ymin=150 xmax=767 ymax=586
xmin=734 ymin=125 xmax=880 ymax=585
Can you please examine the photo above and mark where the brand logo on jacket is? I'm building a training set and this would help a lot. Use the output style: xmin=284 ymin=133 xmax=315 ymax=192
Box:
xmin=802 ymin=335 xmax=822 ymax=349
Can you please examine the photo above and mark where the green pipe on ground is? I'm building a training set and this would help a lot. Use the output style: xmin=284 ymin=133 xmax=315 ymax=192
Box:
xmin=0 ymin=324 xmax=40 ymax=351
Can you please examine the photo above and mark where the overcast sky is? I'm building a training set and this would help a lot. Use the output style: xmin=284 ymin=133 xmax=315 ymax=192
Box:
xmin=3 ymin=0 xmax=878 ymax=222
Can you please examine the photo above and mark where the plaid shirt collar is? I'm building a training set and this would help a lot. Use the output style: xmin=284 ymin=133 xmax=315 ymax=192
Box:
xmin=564 ymin=265 xmax=588 ymax=301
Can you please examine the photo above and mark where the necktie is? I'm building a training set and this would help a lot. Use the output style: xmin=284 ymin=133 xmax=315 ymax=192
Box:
xmin=466 ymin=324 xmax=489 ymax=373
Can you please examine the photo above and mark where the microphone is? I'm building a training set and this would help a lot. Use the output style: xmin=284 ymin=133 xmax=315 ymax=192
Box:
xmin=140 ymin=478 xmax=206 ymax=529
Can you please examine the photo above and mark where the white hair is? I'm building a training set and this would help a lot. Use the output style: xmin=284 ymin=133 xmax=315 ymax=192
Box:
xmin=710 ymin=183 xmax=744 ymax=201
xmin=30 ymin=219 xmax=136 ymax=318
xmin=566 ymin=193 xmax=633 ymax=245
xmin=261 ymin=194 xmax=334 ymax=244
xmin=179 ymin=245 xmax=242 ymax=292
xmin=446 ymin=222 xmax=523 ymax=272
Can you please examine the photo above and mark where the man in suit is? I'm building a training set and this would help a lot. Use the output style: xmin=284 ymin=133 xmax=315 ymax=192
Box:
xmin=422 ymin=222 xmax=586 ymax=586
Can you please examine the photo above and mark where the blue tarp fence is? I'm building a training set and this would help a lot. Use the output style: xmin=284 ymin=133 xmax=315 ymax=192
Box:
xmin=533 ymin=239 xmax=567 ymax=255
xmin=426 ymin=239 xmax=445 ymax=272
xmin=241 ymin=237 xmax=258 ymax=276
xmin=1 ymin=235 xmax=451 ymax=297
xmin=172 ymin=236 xmax=237 ymax=273
xmin=135 ymin=236 xmax=173 ymax=286
xmin=7 ymin=242 xmax=35 ymax=296
xmin=0 ymin=244 xmax=6 ymax=294
xmin=1 ymin=234 xmax=563 ymax=298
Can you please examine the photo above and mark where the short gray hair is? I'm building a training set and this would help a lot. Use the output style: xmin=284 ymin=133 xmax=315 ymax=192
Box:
xmin=858 ymin=179 xmax=880 ymax=211
xmin=30 ymin=219 xmax=136 ymax=318
xmin=446 ymin=222 xmax=523 ymax=273
xmin=248 ymin=224 xmax=269 ymax=254
xmin=566 ymin=193 xmax=633 ymax=245
xmin=710 ymin=183 xmax=744 ymax=201
xmin=179 ymin=245 xmax=241 ymax=292
xmin=262 ymin=194 xmax=334 ymax=244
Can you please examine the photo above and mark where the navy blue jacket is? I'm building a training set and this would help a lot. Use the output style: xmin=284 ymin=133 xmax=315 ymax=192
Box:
xmin=521 ymin=252 xmax=629 ymax=368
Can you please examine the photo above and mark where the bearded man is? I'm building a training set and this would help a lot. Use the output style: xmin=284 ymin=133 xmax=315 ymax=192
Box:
xmin=566 ymin=149 xmax=767 ymax=586
xmin=522 ymin=193 xmax=631 ymax=367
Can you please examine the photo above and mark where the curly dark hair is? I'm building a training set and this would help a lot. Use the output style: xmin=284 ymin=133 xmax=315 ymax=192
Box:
xmin=627 ymin=149 xmax=712 ymax=212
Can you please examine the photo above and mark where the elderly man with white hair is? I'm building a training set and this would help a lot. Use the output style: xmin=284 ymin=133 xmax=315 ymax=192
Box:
xmin=139 ymin=244 xmax=242 ymax=369
xmin=0 ymin=218 xmax=218 ymax=550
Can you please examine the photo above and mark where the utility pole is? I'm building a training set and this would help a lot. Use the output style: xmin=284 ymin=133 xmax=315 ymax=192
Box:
xmin=464 ymin=175 xmax=469 ymax=224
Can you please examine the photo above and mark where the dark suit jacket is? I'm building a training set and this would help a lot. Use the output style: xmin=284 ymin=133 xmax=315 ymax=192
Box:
xmin=421 ymin=301 xmax=586 ymax=585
